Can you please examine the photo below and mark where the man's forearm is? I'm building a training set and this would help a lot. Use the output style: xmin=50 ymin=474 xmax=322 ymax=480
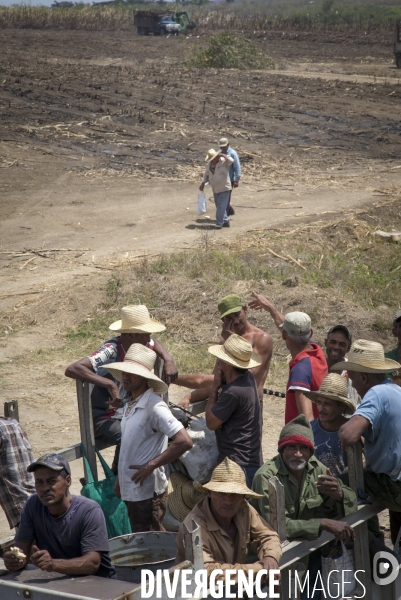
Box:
xmin=153 ymin=340 xmax=174 ymax=366
xmin=205 ymin=384 xmax=219 ymax=428
xmin=65 ymin=362 xmax=114 ymax=391
xmin=175 ymin=373 xmax=213 ymax=389
xmin=51 ymin=555 xmax=100 ymax=576
xmin=148 ymin=434 xmax=192 ymax=471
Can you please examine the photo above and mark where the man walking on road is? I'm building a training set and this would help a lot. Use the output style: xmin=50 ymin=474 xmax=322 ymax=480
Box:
xmin=200 ymin=149 xmax=233 ymax=229
xmin=218 ymin=137 xmax=241 ymax=217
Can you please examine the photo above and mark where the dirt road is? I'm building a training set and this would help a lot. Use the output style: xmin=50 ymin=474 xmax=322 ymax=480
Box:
xmin=0 ymin=28 xmax=400 ymax=537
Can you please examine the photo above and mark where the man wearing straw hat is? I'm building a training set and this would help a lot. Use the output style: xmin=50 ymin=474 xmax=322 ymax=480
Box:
xmin=65 ymin=305 xmax=177 ymax=471
xmin=205 ymin=334 xmax=263 ymax=487
xmin=332 ymin=339 xmax=401 ymax=544
xmin=306 ymin=373 xmax=355 ymax=477
xmin=104 ymin=344 xmax=193 ymax=533
xmin=175 ymin=457 xmax=282 ymax=585
xmin=199 ymin=149 xmax=234 ymax=229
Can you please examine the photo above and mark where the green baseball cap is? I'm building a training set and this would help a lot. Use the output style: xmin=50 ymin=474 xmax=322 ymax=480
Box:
xmin=218 ymin=294 xmax=243 ymax=319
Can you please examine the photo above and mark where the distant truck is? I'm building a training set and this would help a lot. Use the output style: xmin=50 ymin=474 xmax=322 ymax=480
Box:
xmin=134 ymin=12 xmax=181 ymax=36
xmin=395 ymin=22 xmax=401 ymax=68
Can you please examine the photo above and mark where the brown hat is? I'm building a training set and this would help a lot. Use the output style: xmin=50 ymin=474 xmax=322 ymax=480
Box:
xmin=331 ymin=339 xmax=400 ymax=374
xmin=167 ymin=472 xmax=205 ymax=522
xmin=193 ymin=457 xmax=262 ymax=499
xmin=304 ymin=373 xmax=355 ymax=416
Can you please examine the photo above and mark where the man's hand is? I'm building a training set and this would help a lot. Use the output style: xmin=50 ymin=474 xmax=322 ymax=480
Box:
xmin=199 ymin=182 xmax=205 ymax=192
xmin=129 ymin=462 xmax=155 ymax=486
xmin=258 ymin=557 xmax=281 ymax=585
xmin=163 ymin=360 xmax=178 ymax=385
xmin=31 ymin=546 xmax=54 ymax=572
xmin=233 ymin=181 xmax=239 ymax=188
xmin=177 ymin=392 xmax=191 ymax=410
xmin=249 ymin=292 xmax=275 ymax=313
xmin=212 ymin=363 xmax=223 ymax=390
xmin=221 ymin=318 xmax=235 ymax=340
xmin=107 ymin=381 xmax=121 ymax=407
xmin=320 ymin=519 xmax=355 ymax=543
xmin=316 ymin=469 xmax=344 ymax=502
xmin=3 ymin=550 xmax=26 ymax=572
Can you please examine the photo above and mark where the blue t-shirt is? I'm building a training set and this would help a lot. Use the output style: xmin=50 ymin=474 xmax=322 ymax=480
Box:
xmin=16 ymin=494 xmax=116 ymax=578
xmin=355 ymin=380 xmax=401 ymax=481
xmin=310 ymin=419 xmax=347 ymax=477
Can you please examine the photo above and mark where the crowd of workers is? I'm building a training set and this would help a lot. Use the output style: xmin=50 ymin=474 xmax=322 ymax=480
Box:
xmin=0 ymin=291 xmax=400 ymax=596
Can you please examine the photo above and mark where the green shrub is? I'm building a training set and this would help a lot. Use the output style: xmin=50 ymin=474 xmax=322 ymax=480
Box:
xmin=187 ymin=32 xmax=274 ymax=70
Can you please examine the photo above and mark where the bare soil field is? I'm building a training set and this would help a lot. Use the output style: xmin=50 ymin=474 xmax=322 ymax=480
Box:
xmin=0 ymin=28 xmax=400 ymax=538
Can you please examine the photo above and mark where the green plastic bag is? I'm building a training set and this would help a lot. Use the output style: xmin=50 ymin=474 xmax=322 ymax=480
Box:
xmin=80 ymin=447 xmax=131 ymax=539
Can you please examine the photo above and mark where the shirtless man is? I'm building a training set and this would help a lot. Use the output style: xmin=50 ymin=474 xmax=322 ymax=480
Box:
xmin=176 ymin=294 xmax=273 ymax=408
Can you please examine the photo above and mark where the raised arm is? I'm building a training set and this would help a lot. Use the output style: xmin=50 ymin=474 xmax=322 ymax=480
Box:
xmin=153 ymin=339 xmax=178 ymax=384
xmin=249 ymin=292 xmax=285 ymax=332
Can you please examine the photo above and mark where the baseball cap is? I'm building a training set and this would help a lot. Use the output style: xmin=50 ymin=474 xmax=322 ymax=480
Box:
xmin=327 ymin=325 xmax=352 ymax=343
xmin=28 ymin=453 xmax=71 ymax=475
xmin=393 ymin=310 xmax=401 ymax=327
xmin=219 ymin=137 xmax=229 ymax=147
xmin=282 ymin=311 xmax=311 ymax=336
xmin=218 ymin=294 xmax=243 ymax=319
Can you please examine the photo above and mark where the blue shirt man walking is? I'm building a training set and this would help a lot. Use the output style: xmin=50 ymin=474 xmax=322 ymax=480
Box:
xmin=219 ymin=137 xmax=241 ymax=216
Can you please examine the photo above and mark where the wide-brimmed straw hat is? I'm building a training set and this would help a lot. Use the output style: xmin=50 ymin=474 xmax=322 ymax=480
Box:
xmin=167 ymin=472 xmax=206 ymax=522
xmin=194 ymin=457 xmax=262 ymax=498
xmin=331 ymin=339 xmax=401 ymax=374
xmin=205 ymin=148 xmax=220 ymax=162
xmin=208 ymin=334 xmax=261 ymax=370
xmin=109 ymin=305 xmax=166 ymax=334
xmin=104 ymin=344 xmax=167 ymax=395
xmin=304 ymin=373 xmax=355 ymax=416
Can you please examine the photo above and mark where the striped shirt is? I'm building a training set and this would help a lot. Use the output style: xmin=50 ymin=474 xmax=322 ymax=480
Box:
xmin=0 ymin=418 xmax=35 ymax=529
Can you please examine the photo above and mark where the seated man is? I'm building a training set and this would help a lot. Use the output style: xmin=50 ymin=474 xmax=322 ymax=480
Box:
xmin=251 ymin=415 xmax=356 ymax=541
xmin=176 ymin=294 xmax=273 ymax=405
xmin=306 ymin=373 xmax=355 ymax=477
xmin=205 ymin=334 xmax=262 ymax=487
xmin=333 ymin=339 xmax=401 ymax=545
xmin=65 ymin=305 xmax=177 ymax=471
xmin=251 ymin=415 xmax=356 ymax=599
xmin=0 ymin=416 xmax=35 ymax=530
xmin=106 ymin=344 xmax=193 ymax=533
xmin=3 ymin=453 xmax=116 ymax=578
xmin=176 ymin=457 xmax=282 ymax=587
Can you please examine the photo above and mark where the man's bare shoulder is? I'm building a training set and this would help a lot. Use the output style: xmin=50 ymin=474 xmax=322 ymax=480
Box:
xmin=244 ymin=325 xmax=273 ymax=352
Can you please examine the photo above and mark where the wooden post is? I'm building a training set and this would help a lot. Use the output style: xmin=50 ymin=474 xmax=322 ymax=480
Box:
xmin=347 ymin=442 xmax=373 ymax=600
xmin=76 ymin=380 xmax=98 ymax=482
xmin=268 ymin=476 xmax=287 ymax=542
xmin=4 ymin=401 xmax=19 ymax=422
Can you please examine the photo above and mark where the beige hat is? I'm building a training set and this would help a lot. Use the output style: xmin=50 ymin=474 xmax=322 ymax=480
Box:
xmin=194 ymin=457 xmax=262 ymax=498
xmin=167 ymin=472 xmax=206 ymax=522
xmin=109 ymin=305 xmax=166 ymax=334
xmin=104 ymin=344 xmax=168 ymax=395
xmin=331 ymin=339 xmax=401 ymax=374
xmin=219 ymin=137 xmax=229 ymax=147
xmin=205 ymin=148 xmax=220 ymax=162
xmin=304 ymin=373 xmax=355 ymax=416
xmin=208 ymin=334 xmax=261 ymax=370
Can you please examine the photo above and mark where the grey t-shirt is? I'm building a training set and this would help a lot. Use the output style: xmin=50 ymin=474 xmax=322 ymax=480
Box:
xmin=16 ymin=494 xmax=116 ymax=579
xmin=212 ymin=370 xmax=262 ymax=467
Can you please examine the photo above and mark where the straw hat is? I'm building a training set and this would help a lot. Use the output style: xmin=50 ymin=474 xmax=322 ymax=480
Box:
xmin=167 ymin=472 xmax=206 ymax=522
xmin=304 ymin=373 xmax=355 ymax=416
xmin=205 ymin=149 xmax=220 ymax=162
xmin=331 ymin=339 xmax=401 ymax=374
xmin=208 ymin=334 xmax=261 ymax=370
xmin=109 ymin=305 xmax=166 ymax=334
xmin=104 ymin=344 xmax=168 ymax=395
xmin=193 ymin=457 xmax=262 ymax=499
